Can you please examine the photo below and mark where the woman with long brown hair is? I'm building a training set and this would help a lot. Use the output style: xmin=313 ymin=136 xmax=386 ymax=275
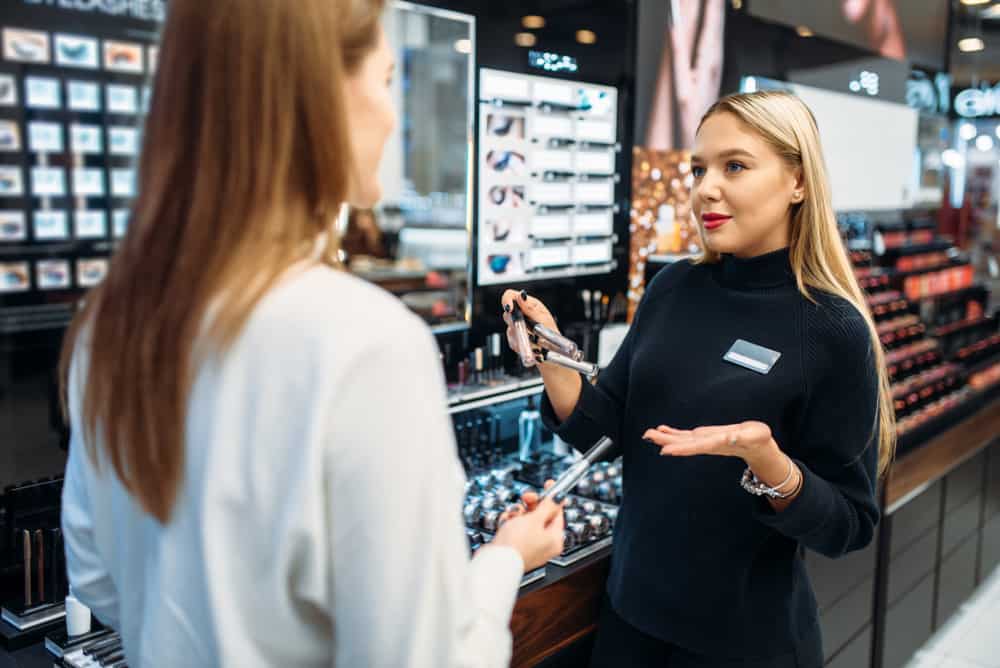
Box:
xmin=59 ymin=1 xmax=564 ymax=665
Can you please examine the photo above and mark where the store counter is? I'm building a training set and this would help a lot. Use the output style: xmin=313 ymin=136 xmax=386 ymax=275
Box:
xmin=508 ymin=396 xmax=1000 ymax=668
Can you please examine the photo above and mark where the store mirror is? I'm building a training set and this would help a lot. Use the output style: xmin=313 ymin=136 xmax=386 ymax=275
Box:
xmin=345 ymin=1 xmax=474 ymax=332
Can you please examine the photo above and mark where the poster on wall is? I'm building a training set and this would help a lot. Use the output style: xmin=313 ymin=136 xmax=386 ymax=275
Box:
xmin=476 ymin=68 xmax=619 ymax=286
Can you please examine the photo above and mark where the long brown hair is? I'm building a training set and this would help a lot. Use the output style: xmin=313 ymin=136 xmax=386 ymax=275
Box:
xmin=695 ymin=91 xmax=896 ymax=478
xmin=60 ymin=0 xmax=385 ymax=522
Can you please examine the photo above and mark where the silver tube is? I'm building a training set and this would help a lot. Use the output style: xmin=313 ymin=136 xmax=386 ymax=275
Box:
xmin=543 ymin=350 xmax=599 ymax=378
xmin=540 ymin=436 xmax=615 ymax=502
xmin=532 ymin=324 xmax=581 ymax=359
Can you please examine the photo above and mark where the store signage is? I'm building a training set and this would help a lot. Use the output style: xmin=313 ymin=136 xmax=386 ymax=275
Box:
xmin=21 ymin=0 xmax=166 ymax=23
xmin=528 ymin=51 xmax=578 ymax=74
xmin=906 ymin=69 xmax=951 ymax=115
xmin=953 ymin=82 xmax=1000 ymax=118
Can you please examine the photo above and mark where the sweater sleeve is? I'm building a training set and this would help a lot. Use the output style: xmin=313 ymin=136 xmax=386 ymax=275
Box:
xmin=540 ymin=262 xmax=688 ymax=456
xmin=752 ymin=300 xmax=881 ymax=558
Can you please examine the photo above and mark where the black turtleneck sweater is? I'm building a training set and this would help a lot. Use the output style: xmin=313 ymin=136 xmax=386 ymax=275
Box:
xmin=542 ymin=247 xmax=880 ymax=662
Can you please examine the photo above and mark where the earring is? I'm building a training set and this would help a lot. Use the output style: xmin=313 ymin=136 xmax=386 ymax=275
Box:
xmin=793 ymin=192 xmax=803 ymax=202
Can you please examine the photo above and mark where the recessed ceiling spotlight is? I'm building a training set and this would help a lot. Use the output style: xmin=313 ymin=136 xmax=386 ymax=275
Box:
xmin=796 ymin=26 xmax=814 ymax=37
xmin=958 ymin=37 xmax=985 ymax=52
xmin=576 ymin=29 xmax=597 ymax=45
xmin=522 ymin=15 xmax=545 ymax=29
xmin=514 ymin=32 xmax=537 ymax=48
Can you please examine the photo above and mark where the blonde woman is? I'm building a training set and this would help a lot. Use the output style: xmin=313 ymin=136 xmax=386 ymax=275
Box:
xmin=58 ymin=1 xmax=565 ymax=666
xmin=502 ymin=91 xmax=894 ymax=667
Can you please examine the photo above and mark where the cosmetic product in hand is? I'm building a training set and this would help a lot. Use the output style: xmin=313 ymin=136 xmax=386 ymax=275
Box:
xmin=539 ymin=436 xmax=615 ymax=503
xmin=510 ymin=302 xmax=537 ymax=368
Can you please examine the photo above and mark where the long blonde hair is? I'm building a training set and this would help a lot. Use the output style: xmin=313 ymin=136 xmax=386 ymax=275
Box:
xmin=60 ymin=0 xmax=386 ymax=522
xmin=696 ymin=91 xmax=896 ymax=477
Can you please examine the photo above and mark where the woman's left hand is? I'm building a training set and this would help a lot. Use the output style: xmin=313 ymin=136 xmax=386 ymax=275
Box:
xmin=642 ymin=420 xmax=776 ymax=464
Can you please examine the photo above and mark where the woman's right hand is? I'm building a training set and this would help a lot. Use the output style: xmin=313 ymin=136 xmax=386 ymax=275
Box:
xmin=490 ymin=485 xmax=565 ymax=572
xmin=500 ymin=290 xmax=560 ymax=357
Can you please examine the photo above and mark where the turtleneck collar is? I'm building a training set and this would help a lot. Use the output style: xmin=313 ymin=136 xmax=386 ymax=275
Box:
xmin=716 ymin=246 xmax=795 ymax=290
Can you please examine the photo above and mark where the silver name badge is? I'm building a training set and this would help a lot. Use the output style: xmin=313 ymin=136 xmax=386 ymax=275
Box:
xmin=723 ymin=339 xmax=781 ymax=375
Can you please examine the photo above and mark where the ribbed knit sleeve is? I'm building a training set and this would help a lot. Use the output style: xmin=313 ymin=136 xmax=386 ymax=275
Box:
xmin=752 ymin=295 xmax=881 ymax=557
xmin=540 ymin=261 xmax=691 ymax=458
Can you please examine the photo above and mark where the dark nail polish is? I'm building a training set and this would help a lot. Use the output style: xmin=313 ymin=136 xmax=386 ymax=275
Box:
xmin=503 ymin=303 xmax=511 ymax=313
xmin=520 ymin=290 xmax=527 ymax=301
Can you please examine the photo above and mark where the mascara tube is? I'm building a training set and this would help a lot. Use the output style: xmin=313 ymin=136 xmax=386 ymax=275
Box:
xmin=533 ymin=323 xmax=582 ymax=360
xmin=541 ymin=350 xmax=599 ymax=378
xmin=539 ymin=436 xmax=615 ymax=503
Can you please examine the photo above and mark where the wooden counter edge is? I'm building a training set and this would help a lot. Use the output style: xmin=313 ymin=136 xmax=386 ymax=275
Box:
xmin=510 ymin=555 xmax=610 ymax=668
xmin=887 ymin=396 xmax=1000 ymax=510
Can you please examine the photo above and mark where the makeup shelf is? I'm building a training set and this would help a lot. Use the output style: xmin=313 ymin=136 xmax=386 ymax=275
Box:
xmin=854 ymin=237 xmax=1000 ymax=454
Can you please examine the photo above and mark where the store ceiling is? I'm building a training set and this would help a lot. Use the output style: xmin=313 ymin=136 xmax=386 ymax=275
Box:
xmin=951 ymin=1 xmax=1000 ymax=85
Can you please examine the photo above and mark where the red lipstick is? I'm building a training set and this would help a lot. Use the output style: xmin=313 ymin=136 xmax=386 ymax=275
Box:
xmin=701 ymin=213 xmax=732 ymax=231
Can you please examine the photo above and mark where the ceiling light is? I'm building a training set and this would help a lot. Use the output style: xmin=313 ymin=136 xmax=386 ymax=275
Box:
xmin=960 ymin=122 xmax=978 ymax=140
xmin=958 ymin=37 xmax=985 ymax=52
xmin=514 ymin=32 xmax=537 ymax=48
xmin=453 ymin=38 xmax=471 ymax=54
xmin=731 ymin=0 xmax=743 ymax=8
xmin=995 ymin=125 xmax=1000 ymax=140
xmin=942 ymin=149 xmax=965 ymax=168
xmin=576 ymin=29 xmax=597 ymax=45
xmin=960 ymin=0 xmax=990 ymax=5
xmin=976 ymin=134 xmax=995 ymax=151
xmin=522 ymin=15 xmax=545 ymax=29
xmin=796 ymin=26 xmax=814 ymax=37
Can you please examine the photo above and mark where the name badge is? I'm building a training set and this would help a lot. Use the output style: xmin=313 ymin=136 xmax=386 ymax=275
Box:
xmin=723 ymin=339 xmax=781 ymax=375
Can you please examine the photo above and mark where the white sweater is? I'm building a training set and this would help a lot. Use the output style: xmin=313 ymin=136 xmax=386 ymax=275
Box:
xmin=61 ymin=265 xmax=524 ymax=667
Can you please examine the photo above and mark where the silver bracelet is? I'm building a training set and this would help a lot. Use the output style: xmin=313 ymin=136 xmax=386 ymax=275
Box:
xmin=740 ymin=454 xmax=796 ymax=499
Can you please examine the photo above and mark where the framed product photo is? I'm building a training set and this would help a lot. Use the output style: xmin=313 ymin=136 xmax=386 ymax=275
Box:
xmin=0 ymin=120 xmax=21 ymax=152
xmin=112 ymin=209 xmax=129 ymax=238
xmin=2 ymin=28 xmax=49 ymax=64
xmin=76 ymin=257 xmax=108 ymax=287
xmin=106 ymin=84 xmax=138 ymax=114
xmin=0 ymin=74 xmax=17 ymax=106
xmin=0 ymin=210 xmax=27 ymax=241
xmin=25 ymin=76 xmax=61 ymax=109
xmin=72 ymin=168 xmax=105 ymax=197
xmin=70 ymin=124 xmax=103 ymax=154
xmin=103 ymin=40 xmax=144 ymax=74
xmin=54 ymin=34 xmax=100 ymax=69
xmin=0 ymin=166 xmax=24 ymax=196
xmin=0 ymin=261 xmax=30 ymax=292
xmin=31 ymin=167 xmax=66 ymax=197
xmin=35 ymin=259 xmax=70 ymax=289
xmin=27 ymin=121 xmax=63 ymax=153
xmin=67 ymin=80 xmax=101 ymax=112
xmin=110 ymin=169 xmax=135 ymax=198
xmin=74 ymin=209 xmax=107 ymax=239
xmin=33 ymin=210 xmax=68 ymax=240
xmin=108 ymin=126 xmax=139 ymax=156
